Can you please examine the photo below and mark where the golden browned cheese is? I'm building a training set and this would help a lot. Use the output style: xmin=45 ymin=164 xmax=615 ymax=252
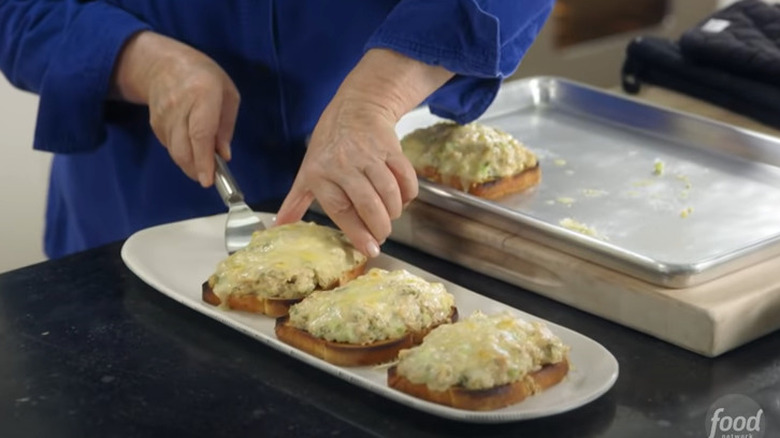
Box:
xmin=209 ymin=222 xmax=366 ymax=302
xmin=287 ymin=268 xmax=455 ymax=345
xmin=400 ymin=122 xmax=538 ymax=189
xmin=395 ymin=311 xmax=569 ymax=392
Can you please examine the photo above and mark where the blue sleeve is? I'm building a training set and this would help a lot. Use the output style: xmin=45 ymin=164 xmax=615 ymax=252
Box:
xmin=365 ymin=0 xmax=554 ymax=124
xmin=0 ymin=0 xmax=151 ymax=153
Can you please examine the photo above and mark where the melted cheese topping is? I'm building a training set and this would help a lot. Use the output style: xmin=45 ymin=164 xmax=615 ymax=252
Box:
xmin=209 ymin=222 xmax=366 ymax=302
xmin=400 ymin=122 xmax=537 ymax=189
xmin=396 ymin=311 xmax=569 ymax=392
xmin=287 ymin=268 xmax=455 ymax=345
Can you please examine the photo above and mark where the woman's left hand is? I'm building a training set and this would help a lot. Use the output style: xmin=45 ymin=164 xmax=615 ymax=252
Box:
xmin=276 ymin=96 xmax=417 ymax=258
xmin=276 ymin=49 xmax=453 ymax=258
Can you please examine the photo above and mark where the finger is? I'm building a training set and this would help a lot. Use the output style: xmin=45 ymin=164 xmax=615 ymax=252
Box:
xmin=216 ymin=85 xmax=240 ymax=161
xmin=149 ymin=82 xmax=186 ymax=154
xmin=188 ymin=90 xmax=223 ymax=188
xmin=149 ymin=103 xmax=177 ymax=152
xmin=276 ymin=177 xmax=315 ymax=225
xmin=169 ymin=119 xmax=197 ymax=181
xmin=149 ymin=114 xmax=169 ymax=150
xmin=386 ymin=153 xmax=419 ymax=208
xmin=313 ymin=179 xmax=380 ymax=258
xmin=364 ymin=162 xmax=402 ymax=220
xmin=334 ymin=170 xmax=391 ymax=245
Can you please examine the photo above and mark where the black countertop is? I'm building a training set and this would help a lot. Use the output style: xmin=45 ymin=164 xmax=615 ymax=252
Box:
xmin=1 ymin=209 xmax=779 ymax=438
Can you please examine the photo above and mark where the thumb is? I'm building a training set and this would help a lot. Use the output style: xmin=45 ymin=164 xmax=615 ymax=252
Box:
xmin=276 ymin=179 xmax=315 ymax=225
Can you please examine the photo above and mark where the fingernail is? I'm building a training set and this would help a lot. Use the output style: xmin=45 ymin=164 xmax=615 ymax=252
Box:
xmin=366 ymin=241 xmax=380 ymax=258
xmin=198 ymin=172 xmax=209 ymax=187
xmin=224 ymin=143 xmax=232 ymax=161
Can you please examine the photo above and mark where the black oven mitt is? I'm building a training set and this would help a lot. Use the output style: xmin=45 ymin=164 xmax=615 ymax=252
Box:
xmin=679 ymin=0 xmax=780 ymax=86
xmin=621 ymin=0 xmax=780 ymax=130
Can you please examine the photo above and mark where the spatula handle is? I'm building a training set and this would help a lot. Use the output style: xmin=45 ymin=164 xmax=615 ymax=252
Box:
xmin=214 ymin=154 xmax=244 ymax=206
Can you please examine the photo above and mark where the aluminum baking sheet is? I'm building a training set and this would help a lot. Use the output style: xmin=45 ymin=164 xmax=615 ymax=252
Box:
xmin=395 ymin=77 xmax=780 ymax=288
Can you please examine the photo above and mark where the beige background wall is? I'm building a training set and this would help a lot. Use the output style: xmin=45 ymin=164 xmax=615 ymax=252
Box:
xmin=0 ymin=76 xmax=50 ymax=273
xmin=512 ymin=0 xmax=720 ymax=86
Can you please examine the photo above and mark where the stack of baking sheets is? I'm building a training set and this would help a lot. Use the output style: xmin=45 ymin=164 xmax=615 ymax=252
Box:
xmin=390 ymin=77 xmax=780 ymax=357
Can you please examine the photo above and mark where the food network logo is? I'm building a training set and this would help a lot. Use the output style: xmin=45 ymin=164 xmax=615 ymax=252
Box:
xmin=706 ymin=394 xmax=766 ymax=438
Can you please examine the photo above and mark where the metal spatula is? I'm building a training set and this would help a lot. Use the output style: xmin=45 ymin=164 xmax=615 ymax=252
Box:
xmin=214 ymin=154 xmax=266 ymax=254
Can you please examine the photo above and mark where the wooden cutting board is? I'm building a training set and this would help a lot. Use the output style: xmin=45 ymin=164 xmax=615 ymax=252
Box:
xmin=390 ymin=201 xmax=780 ymax=357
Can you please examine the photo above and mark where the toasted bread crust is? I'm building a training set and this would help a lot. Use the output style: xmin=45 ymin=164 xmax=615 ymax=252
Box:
xmin=201 ymin=261 xmax=367 ymax=317
xmin=201 ymin=282 xmax=302 ymax=318
xmin=274 ymin=307 xmax=459 ymax=366
xmin=419 ymin=163 xmax=541 ymax=199
xmin=387 ymin=358 xmax=569 ymax=411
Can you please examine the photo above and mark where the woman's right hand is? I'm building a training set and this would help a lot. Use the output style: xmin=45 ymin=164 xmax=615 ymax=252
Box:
xmin=111 ymin=31 xmax=240 ymax=187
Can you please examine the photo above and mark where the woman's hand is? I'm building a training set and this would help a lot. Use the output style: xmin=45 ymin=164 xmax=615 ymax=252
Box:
xmin=278 ymin=97 xmax=418 ymax=258
xmin=277 ymin=49 xmax=454 ymax=258
xmin=111 ymin=31 xmax=239 ymax=187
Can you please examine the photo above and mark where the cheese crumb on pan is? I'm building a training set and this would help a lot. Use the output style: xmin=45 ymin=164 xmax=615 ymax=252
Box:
xmin=633 ymin=179 xmax=655 ymax=187
xmin=395 ymin=311 xmax=569 ymax=392
xmin=559 ymin=218 xmax=607 ymax=240
xmin=676 ymin=174 xmax=692 ymax=189
xmin=555 ymin=196 xmax=576 ymax=206
xmin=653 ymin=159 xmax=665 ymax=176
xmin=581 ymin=189 xmax=608 ymax=197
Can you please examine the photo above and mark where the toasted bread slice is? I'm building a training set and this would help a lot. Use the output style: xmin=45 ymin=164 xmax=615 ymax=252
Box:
xmin=401 ymin=121 xmax=540 ymax=199
xmin=388 ymin=359 xmax=569 ymax=411
xmin=387 ymin=311 xmax=570 ymax=411
xmin=275 ymin=306 xmax=457 ymax=366
xmin=201 ymin=261 xmax=366 ymax=317
xmin=418 ymin=163 xmax=540 ymax=200
xmin=203 ymin=221 xmax=367 ymax=317
xmin=275 ymin=268 xmax=458 ymax=366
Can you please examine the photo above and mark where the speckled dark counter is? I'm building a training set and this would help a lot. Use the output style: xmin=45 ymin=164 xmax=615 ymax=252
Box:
xmin=1 ymin=206 xmax=779 ymax=438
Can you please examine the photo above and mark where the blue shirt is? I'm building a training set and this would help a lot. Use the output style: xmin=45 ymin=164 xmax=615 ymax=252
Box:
xmin=0 ymin=0 xmax=553 ymax=259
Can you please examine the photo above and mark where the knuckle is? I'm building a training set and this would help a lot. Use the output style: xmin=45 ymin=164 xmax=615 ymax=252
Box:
xmin=184 ymin=74 xmax=212 ymax=95
xmin=403 ymin=182 xmax=419 ymax=202
xmin=155 ymin=93 xmax=179 ymax=114
xmin=327 ymin=194 xmax=354 ymax=216
xmin=372 ymin=220 xmax=392 ymax=244
xmin=301 ymin=162 xmax=328 ymax=182
xmin=357 ymin=199 xmax=391 ymax=237
xmin=226 ymin=84 xmax=240 ymax=103
xmin=379 ymin=190 xmax=402 ymax=220
xmin=377 ymin=219 xmax=392 ymax=238
xmin=316 ymin=187 xmax=353 ymax=217
xmin=401 ymin=173 xmax=419 ymax=200
xmin=387 ymin=204 xmax=402 ymax=220
xmin=353 ymin=194 xmax=378 ymax=212
xmin=189 ymin=125 xmax=214 ymax=145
